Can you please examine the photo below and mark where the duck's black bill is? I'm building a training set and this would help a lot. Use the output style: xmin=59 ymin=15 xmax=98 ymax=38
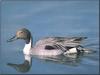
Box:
xmin=7 ymin=35 xmax=17 ymax=42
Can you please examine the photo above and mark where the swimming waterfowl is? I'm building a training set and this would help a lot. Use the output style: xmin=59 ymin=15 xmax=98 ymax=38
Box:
xmin=7 ymin=28 xmax=91 ymax=56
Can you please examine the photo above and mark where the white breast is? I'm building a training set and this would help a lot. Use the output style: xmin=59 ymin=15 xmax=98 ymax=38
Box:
xmin=23 ymin=39 xmax=32 ymax=55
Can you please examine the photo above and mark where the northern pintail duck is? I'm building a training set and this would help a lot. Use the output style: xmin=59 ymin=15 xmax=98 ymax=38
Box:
xmin=7 ymin=28 xmax=91 ymax=56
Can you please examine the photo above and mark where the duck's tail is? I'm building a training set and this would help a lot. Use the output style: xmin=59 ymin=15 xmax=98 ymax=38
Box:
xmin=82 ymin=48 xmax=96 ymax=54
xmin=76 ymin=45 xmax=96 ymax=54
xmin=72 ymin=37 xmax=87 ymax=43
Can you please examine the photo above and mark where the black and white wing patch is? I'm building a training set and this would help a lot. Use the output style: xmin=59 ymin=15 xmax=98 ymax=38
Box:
xmin=45 ymin=44 xmax=66 ymax=51
xmin=45 ymin=45 xmax=56 ymax=50
xmin=64 ymin=45 xmax=84 ymax=54
xmin=45 ymin=44 xmax=85 ymax=54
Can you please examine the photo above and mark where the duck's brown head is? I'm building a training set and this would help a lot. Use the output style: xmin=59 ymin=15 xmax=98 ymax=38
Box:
xmin=7 ymin=28 xmax=32 ymax=44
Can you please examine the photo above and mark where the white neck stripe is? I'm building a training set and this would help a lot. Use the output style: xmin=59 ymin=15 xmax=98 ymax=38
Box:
xmin=23 ymin=39 xmax=32 ymax=55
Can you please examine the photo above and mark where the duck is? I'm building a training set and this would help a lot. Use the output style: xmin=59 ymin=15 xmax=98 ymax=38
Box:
xmin=7 ymin=28 xmax=91 ymax=57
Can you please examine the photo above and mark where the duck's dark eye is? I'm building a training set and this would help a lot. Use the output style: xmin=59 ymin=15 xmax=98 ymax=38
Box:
xmin=19 ymin=31 xmax=24 ymax=36
xmin=20 ymin=31 xmax=23 ymax=33
xmin=19 ymin=31 xmax=24 ymax=35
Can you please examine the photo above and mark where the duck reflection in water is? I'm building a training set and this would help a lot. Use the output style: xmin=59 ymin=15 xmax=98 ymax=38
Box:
xmin=35 ymin=53 xmax=85 ymax=66
xmin=7 ymin=54 xmax=32 ymax=73
xmin=7 ymin=52 xmax=87 ymax=73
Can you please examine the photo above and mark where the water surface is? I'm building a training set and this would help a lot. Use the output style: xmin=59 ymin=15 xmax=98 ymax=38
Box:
xmin=0 ymin=0 xmax=99 ymax=74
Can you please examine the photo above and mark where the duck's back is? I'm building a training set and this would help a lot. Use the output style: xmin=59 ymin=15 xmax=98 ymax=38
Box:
xmin=35 ymin=37 xmax=87 ymax=47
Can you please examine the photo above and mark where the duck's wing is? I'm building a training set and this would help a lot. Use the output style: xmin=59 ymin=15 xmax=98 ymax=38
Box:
xmin=54 ymin=37 xmax=87 ymax=43
xmin=35 ymin=37 xmax=87 ymax=47
xmin=35 ymin=37 xmax=56 ymax=46
xmin=44 ymin=44 xmax=68 ymax=54
xmin=44 ymin=44 xmax=77 ymax=54
xmin=52 ymin=37 xmax=87 ymax=47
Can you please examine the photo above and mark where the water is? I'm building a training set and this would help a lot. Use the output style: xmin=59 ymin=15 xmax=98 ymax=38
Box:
xmin=0 ymin=0 xmax=99 ymax=74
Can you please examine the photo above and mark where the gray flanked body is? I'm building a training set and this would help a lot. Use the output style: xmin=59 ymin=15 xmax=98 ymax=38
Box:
xmin=7 ymin=28 xmax=91 ymax=60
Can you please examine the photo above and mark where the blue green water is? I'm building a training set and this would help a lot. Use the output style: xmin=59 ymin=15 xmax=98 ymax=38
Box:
xmin=0 ymin=0 xmax=99 ymax=74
